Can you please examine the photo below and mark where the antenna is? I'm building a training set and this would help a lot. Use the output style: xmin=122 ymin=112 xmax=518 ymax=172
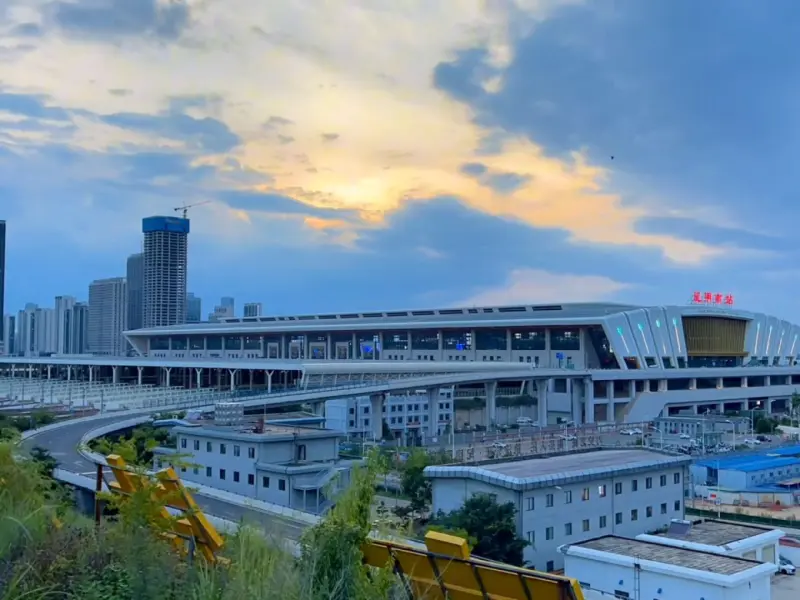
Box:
xmin=173 ymin=200 xmax=211 ymax=219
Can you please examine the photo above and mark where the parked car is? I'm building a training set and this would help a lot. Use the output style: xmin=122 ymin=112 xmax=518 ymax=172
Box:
xmin=779 ymin=556 xmax=796 ymax=575
xmin=516 ymin=417 xmax=534 ymax=426
xmin=679 ymin=433 xmax=692 ymax=439
xmin=491 ymin=441 xmax=508 ymax=449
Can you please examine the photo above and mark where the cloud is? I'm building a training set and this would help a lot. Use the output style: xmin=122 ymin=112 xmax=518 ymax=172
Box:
xmin=321 ymin=133 xmax=339 ymax=142
xmin=460 ymin=268 xmax=633 ymax=306
xmin=49 ymin=0 xmax=191 ymax=41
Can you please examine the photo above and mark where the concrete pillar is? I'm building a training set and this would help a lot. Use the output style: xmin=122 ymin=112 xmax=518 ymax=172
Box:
xmin=46 ymin=365 xmax=51 ymax=380
xmin=266 ymin=371 xmax=273 ymax=394
xmin=88 ymin=366 xmax=94 ymax=383
xmin=195 ymin=368 xmax=202 ymax=388
xmin=716 ymin=377 xmax=723 ymax=389
xmin=536 ymin=379 xmax=549 ymax=426
xmin=427 ymin=388 xmax=440 ymax=436
xmin=229 ymin=369 xmax=238 ymax=392
xmin=67 ymin=366 xmax=72 ymax=381
xmin=164 ymin=367 xmax=171 ymax=387
xmin=137 ymin=367 xmax=143 ymax=386
xmin=28 ymin=365 xmax=32 ymax=380
xmin=112 ymin=366 xmax=119 ymax=384
xmin=312 ymin=402 xmax=325 ymax=417
xmin=369 ymin=393 xmax=384 ymax=439
xmin=249 ymin=370 xmax=254 ymax=390
xmin=583 ymin=377 xmax=594 ymax=424
xmin=742 ymin=377 xmax=748 ymax=388
xmin=485 ymin=381 xmax=497 ymax=427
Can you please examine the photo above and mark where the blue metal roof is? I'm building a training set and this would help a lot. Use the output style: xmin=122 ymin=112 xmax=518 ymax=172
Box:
xmin=697 ymin=455 xmax=800 ymax=472
xmin=764 ymin=445 xmax=800 ymax=457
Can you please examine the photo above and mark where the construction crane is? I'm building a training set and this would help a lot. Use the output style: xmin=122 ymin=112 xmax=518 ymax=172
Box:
xmin=174 ymin=200 xmax=211 ymax=219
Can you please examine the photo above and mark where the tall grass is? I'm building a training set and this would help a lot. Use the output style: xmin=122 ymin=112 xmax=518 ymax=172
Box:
xmin=0 ymin=442 xmax=406 ymax=600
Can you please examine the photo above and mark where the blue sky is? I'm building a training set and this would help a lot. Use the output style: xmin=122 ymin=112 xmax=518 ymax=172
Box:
xmin=0 ymin=0 xmax=797 ymax=320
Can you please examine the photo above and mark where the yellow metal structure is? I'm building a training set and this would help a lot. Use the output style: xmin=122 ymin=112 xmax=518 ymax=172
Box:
xmin=104 ymin=454 xmax=225 ymax=562
xmin=362 ymin=531 xmax=585 ymax=600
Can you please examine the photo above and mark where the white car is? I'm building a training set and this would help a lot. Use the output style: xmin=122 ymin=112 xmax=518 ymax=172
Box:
xmin=631 ymin=428 xmax=643 ymax=435
xmin=744 ymin=438 xmax=761 ymax=445
xmin=558 ymin=434 xmax=577 ymax=441
xmin=679 ymin=433 xmax=691 ymax=439
xmin=779 ymin=557 xmax=796 ymax=575
xmin=491 ymin=441 xmax=508 ymax=449
xmin=516 ymin=417 xmax=534 ymax=426
xmin=620 ymin=429 xmax=635 ymax=435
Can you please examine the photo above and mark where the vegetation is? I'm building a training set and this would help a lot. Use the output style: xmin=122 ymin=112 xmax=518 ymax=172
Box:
xmin=429 ymin=493 xmax=528 ymax=566
xmin=399 ymin=449 xmax=433 ymax=513
xmin=0 ymin=440 xmax=409 ymax=600
xmin=0 ymin=409 xmax=56 ymax=441
xmin=89 ymin=422 xmax=176 ymax=465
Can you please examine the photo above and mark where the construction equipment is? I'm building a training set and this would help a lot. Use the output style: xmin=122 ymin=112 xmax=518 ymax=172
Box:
xmin=362 ymin=531 xmax=585 ymax=600
xmin=174 ymin=201 xmax=211 ymax=219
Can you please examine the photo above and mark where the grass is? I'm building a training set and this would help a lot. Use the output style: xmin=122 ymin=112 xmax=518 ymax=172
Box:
xmin=0 ymin=441 xmax=408 ymax=600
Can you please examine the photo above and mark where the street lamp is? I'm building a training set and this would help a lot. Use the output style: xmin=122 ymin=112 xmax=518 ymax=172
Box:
xmin=650 ymin=427 xmax=664 ymax=449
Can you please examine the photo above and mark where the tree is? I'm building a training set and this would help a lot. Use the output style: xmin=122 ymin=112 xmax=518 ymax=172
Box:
xmin=381 ymin=420 xmax=393 ymax=441
xmin=429 ymin=493 xmax=528 ymax=565
xmin=400 ymin=449 xmax=432 ymax=513
xmin=792 ymin=391 xmax=800 ymax=426
xmin=30 ymin=446 xmax=58 ymax=476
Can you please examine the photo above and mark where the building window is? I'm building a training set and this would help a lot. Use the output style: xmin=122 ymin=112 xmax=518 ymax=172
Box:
xmin=220 ymin=444 xmax=227 ymax=455
xmin=248 ymin=447 xmax=255 ymax=459
xmin=615 ymin=512 xmax=622 ymax=525
xmin=180 ymin=438 xmax=187 ymax=448
xmin=582 ymin=488 xmax=590 ymax=501
xmin=193 ymin=440 xmax=200 ymax=451
xmin=526 ymin=497 xmax=535 ymax=511
xmin=219 ymin=469 xmax=226 ymax=480
xmin=614 ymin=482 xmax=622 ymax=495
xmin=278 ymin=479 xmax=286 ymax=491
xmin=206 ymin=467 xmax=211 ymax=477
xmin=564 ymin=523 xmax=572 ymax=536
xmin=631 ymin=509 xmax=638 ymax=521
xmin=631 ymin=479 xmax=638 ymax=492
xmin=545 ymin=527 xmax=554 ymax=541
xmin=564 ymin=490 xmax=572 ymax=504
xmin=674 ymin=500 xmax=681 ymax=511
xmin=234 ymin=445 xmax=241 ymax=457
xmin=233 ymin=471 xmax=240 ymax=483
xmin=192 ymin=467 xmax=199 ymax=475
xmin=206 ymin=442 xmax=212 ymax=452
xmin=597 ymin=484 xmax=606 ymax=497
xmin=262 ymin=476 xmax=270 ymax=488
xmin=674 ymin=472 xmax=681 ymax=484
xmin=645 ymin=477 xmax=652 ymax=489
xmin=599 ymin=515 xmax=607 ymax=529
xmin=546 ymin=560 xmax=554 ymax=572
xmin=660 ymin=474 xmax=667 ymax=487
xmin=296 ymin=444 xmax=307 ymax=461
xmin=248 ymin=474 xmax=254 ymax=485
xmin=661 ymin=503 xmax=667 ymax=514
xmin=646 ymin=506 xmax=653 ymax=518
xmin=546 ymin=493 xmax=554 ymax=507
xmin=582 ymin=519 xmax=590 ymax=532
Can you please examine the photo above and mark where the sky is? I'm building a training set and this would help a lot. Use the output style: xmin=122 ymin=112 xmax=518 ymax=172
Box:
xmin=1 ymin=0 xmax=798 ymax=321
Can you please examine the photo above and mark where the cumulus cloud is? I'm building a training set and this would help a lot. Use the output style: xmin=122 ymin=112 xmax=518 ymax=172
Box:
xmin=459 ymin=268 xmax=632 ymax=306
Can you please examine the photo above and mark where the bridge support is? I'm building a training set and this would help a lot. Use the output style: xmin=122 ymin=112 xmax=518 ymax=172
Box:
xmin=266 ymin=371 xmax=273 ymax=394
xmin=112 ymin=366 xmax=119 ymax=384
xmin=536 ymin=379 xmax=548 ymax=426
xmin=88 ymin=366 xmax=94 ymax=383
xmin=485 ymin=381 xmax=497 ymax=427
xmin=369 ymin=393 xmax=385 ymax=440
xmin=427 ymin=388 xmax=440 ymax=437
xmin=229 ymin=369 xmax=238 ymax=392
xmin=164 ymin=367 xmax=171 ymax=387
xmin=137 ymin=367 xmax=143 ymax=385
xmin=195 ymin=368 xmax=202 ymax=388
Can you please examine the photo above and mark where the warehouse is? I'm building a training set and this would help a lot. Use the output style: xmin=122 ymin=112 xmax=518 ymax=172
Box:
xmin=636 ymin=519 xmax=784 ymax=565
xmin=561 ymin=535 xmax=776 ymax=600
xmin=425 ymin=448 xmax=692 ymax=570
xmin=692 ymin=452 xmax=800 ymax=506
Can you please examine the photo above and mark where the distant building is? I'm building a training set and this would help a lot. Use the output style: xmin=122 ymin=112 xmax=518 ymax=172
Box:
xmin=158 ymin=419 xmax=356 ymax=514
xmin=69 ymin=302 xmax=89 ymax=354
xmin=126 ymin=253 xmax=144 ymax=330
xmin=186 ymin=293 xmax=202 ymax=323
xmin=88 ymin=277 xmax=127 ymax=356
xmin=15 ymin=304 xmax=56 ymax=356
xmin=54 ymin=295 xmax=76 ymax=355
xmin=425 ymin=448 xmax=692 ymax=571
xmin=2 ymin=314 xmax=14 ymax=355
xmin=244 ymin=302 xmax=262 ymax=318
xmin=208 ymin=298 xmax=234 ymax=322
xmin=142 ymin=216 xmax=189 ymax=328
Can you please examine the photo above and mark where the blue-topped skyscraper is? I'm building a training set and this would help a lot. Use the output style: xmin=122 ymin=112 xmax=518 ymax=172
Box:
xmin=142 ymin=216 xmax=189 ymax=328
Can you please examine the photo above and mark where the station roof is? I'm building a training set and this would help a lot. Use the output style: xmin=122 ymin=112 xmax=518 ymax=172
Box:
xmin=656 ymin=520 xmax=773 ymax=546
xmin=425 ymin=448 xmax=691 ymax=491
xmin=569 ymin=536 xmax=761 ymax=575
xmin=696 ymin=454 xmax=800 ymax=472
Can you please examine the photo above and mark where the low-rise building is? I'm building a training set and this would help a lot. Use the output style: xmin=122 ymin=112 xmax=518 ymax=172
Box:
xmin=156 ymin=420 xmax=355 ymax=513
xmin=561 ymin=535 xmax=776 ymax=600
xmin=424 ymin=448 xmax=693 ymax=570
xmin=636 ymin=519 xmax=784 ymax=565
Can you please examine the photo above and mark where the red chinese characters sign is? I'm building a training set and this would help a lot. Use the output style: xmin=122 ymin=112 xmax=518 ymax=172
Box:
xmin=692 ymin=291 xmax=734 ymax=306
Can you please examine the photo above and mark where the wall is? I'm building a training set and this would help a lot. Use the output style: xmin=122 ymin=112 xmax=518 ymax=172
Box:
xmin=565 ymin=555 xmax=771 ymax=600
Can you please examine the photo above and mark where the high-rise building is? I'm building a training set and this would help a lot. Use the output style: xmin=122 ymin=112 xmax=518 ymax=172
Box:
xmin=208 ymin=297 xmax=235 ymax=322
xmin=2 ymin=314 xmax=14 ymax=356
xmin=16 ymin=303 xmax=56 ymax=357
xmin=70 ymin=302 xmax=89 ymax=354
xmin=88 ymin=277 xmax=127 ymax=356
xmin=244 ymin=302 xmax=262 ymax=317
xmin=126 ymin=253 xmax=144 ymax=331
xmin=54 ymin=295 xmax=76 ymax=354
xmin=220 ymin=297 xmax=235 ymax=311
xmin=142 ymin=216 xmax=189 ymax=328
xmin=0 ymin=220 xmax=5 ymax=342
xmin=186 ymin=293 xmax=202 ymax=323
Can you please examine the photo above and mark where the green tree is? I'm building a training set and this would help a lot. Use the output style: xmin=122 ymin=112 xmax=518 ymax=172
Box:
xmin=430 ymin=493 xmax=528 ymax=565
xmin=755 ymin=417 xmax=775 ymax=435
xmin=400 ymin=449 xmax=432 ymax=513
xmin=792 ymin=391 xmax=800 ymax=426
xmin=30 ymin=446 xmax=58 ymax=476
xmin=381 ymin=420 xmax=393 ymax=441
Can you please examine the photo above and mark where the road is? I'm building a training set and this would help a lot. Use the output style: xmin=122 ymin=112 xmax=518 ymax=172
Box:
xmin=21 ymin=415 xmax=313 ymax=542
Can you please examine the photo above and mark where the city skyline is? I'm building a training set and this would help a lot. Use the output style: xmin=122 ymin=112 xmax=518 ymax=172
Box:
xmin=2 ymin=3 xmax=800 ymax=322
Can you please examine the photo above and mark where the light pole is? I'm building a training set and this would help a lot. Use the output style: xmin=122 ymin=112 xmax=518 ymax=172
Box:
xmin=724 ymin=419 xmax=736 ymax=450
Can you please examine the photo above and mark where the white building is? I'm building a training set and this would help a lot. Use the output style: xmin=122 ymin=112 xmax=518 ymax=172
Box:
xmin=142 ymin=216 xmax=189 ymax=328
xmin=88 ymin=277 xmax=127 ymax=356
xmin=425 ymin=448 xmax=693 ymax=571
xmin=325 ymin=388 xmax=454 ymax=441
xmin=561 ymin=535 xmax=776 ymax=600
xmin=159 ymin=420 xmax=356 ymax=513
xmin=244 ymin=302 xmax=262 ymax=318
xmin=636 ymin=519 xmax=784 ymax=566
xmin=54 ymin=295 xmax=76 ymax=355
xmin=15 ymin=304 xmax=57 ymax=357
xmin=124 ymin=302 xmax=800 ymax=424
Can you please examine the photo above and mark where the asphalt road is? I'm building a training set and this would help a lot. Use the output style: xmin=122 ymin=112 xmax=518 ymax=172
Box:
xmin=21 ymin=416 xmax=313 ymax=543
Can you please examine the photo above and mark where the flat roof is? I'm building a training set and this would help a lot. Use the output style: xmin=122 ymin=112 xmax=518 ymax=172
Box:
xmin=572 ymin=536 xmax=760 ymax=575
xmin=425 ymin=448 xmax=691 ymax=491
xmin=173 ymin=423 xmax=340 ymax=443
xmin=658 ymin=520 xmax=772 ymax=546
xmin=696 ymin=454 xmax=800 ymax=472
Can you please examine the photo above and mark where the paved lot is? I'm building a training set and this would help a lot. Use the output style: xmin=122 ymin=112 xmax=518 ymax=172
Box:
xmin=772 ymin=574 xmax=800 ymax=600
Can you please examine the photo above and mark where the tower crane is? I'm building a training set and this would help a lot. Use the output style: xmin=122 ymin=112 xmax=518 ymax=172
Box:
xmin=174 ymin=200 xmax=211 ymax=219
